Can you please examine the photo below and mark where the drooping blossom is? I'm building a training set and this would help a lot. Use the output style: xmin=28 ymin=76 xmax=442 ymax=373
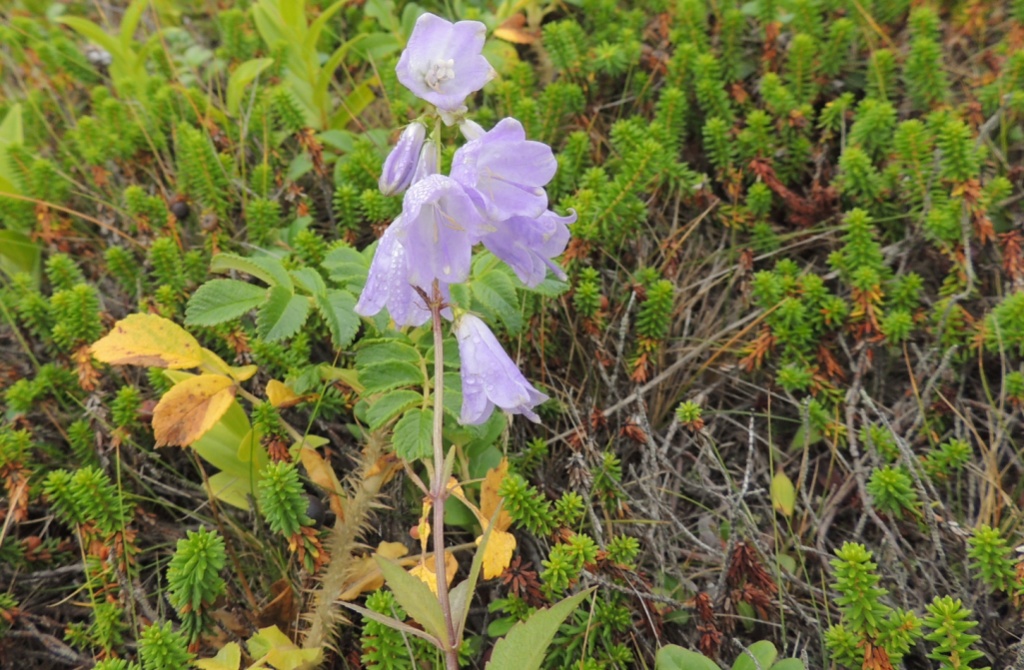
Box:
xmin=394 ymin=175 xmax=489 ymax=286
xmin=450 ymin=118 xmax=558 ymax=221
xmin=354 ymin=224 xmax=432 ymax=327
xmin=379 ymin=122 xmax=427 ymax=196
xmin=454 ymin=313 xmax=548 ymax=425
xmin=482 ymin=209 xmax=576 ymax=287
xmin=396 ymin=13 xmax=496 ymax=120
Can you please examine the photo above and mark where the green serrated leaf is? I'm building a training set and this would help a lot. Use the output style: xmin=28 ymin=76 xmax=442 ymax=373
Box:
xmin=392 ymin=408 xmax=433 ymax=461
xmin=655 ymin=645 xmax=720 ymax=670
xmin=472 ymin=268 xmax=523 ymax=333
xmin=323 ymin=243 xmax=368 ymax=288
xmin=375 ymin=556 xmax=449 ymax=645
xmin=770 ymin=659 xmax=806 ymax=670
xmin=487 ymin=589 xmax=594 ymax=670
xmin=366 ymin=390 xmax=423 ymax=430
xmin=316 ymin=289 xmax=360 ymax=349
xmin=359 ymin=361 xmax=424 ymax=395
xmin=531 ymin=276 xmax=570 ymax=297
xmin=355 ymin=340 xmax=421 ymax=368
xmin=290 ymin=267 xmax=327 ymax=296
xmin=211 ymin=253 xmax=293 ymax=290
xmin=186 ymin=279 xmax=268 ymax=327
xmin=258 ymin=285 xmax=311 ymax=342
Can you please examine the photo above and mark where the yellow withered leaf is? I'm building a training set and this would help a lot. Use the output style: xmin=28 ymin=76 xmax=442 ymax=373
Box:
xmin=153 ymin=374 xmax=236 ymax=447
xmin=266 ymin=379 xmax=302 ymax=408
xmin=481 ymin=458 xmax=513 ymax=531
xmin=299 ymin=444 xmax=345 ymax=520
xmin=477 ymin=529 xmax=517 ymax=580
xmin=339 ymin=541 xmax=410 ymax=600
xmin=408 ymin=551 xmax=458 ymax=596
xmin=493 ymin=15 xmax=538 ymax=44
xmin=194 ymin=642 xmax=241 ymax=670
xmin=91 ymin=313 xmax=203 ymax=369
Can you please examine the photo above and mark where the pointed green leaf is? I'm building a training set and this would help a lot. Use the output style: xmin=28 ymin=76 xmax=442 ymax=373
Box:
xmin=226 ymin=58 xmax=274 ymax=116
xmin=186 ymin=279 xmax=268 ymax=326
xmin=375 ymin=556 xmax=449 ymax=645
xmin=119 ymin=0 xmax=151 ymax=51
xmin=392 ymin=408 xmax=433 ymax=461
xmin=58 ymin=16 xmax=128 ymax=64
xmin=338 ymin=600 xmax=442 ymax=648
xmin=452 ymin=510 xmax=497 ymax=642
xmin=258 ymin=285 xmax=311 ymax=342
xmin=0 ymin=104 xmax=24 ymax=196
xmin=211 ymin=253 xmax=293 ymax=290
xmin=487 ymin=589 xmax=594 ymax=670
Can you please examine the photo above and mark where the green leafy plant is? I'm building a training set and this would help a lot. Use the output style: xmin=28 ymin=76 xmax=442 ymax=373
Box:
xmin=656 ymin=641 xmax=805 ymax=670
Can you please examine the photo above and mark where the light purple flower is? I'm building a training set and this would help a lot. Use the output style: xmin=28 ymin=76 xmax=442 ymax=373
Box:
xmin=482 ymin=209 xmax=576 ymax=287
xmin=394 ymin=174 xmax=490 ymax=286
xmin=455 ymin=313 xmax=548 ymax=424
xmin=379 ymin=122 xmax=427 ymax=196
xmin=396 ymin=13 xmax=496 ymax=118
xmin=354 ymin=223 xmax=432 ymax=327
xmin=450 ymin=118 xmax=558 ymax=221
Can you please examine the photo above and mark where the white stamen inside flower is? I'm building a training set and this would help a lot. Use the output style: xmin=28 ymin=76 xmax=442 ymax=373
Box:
xmin=424 ymin=58 xmax=456 ymax=90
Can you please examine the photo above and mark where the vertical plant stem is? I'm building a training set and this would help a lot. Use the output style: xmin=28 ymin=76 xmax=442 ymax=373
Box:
xmin=429 ymin=280 xmax=459 ymax=670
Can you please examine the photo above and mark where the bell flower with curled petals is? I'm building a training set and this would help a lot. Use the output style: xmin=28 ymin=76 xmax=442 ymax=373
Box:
xmin=450 ymin=118 xmax=558 ymax=221
xmin=354 ymin=223 xmax=433 ymax=327
xmin=455 ymin=313 xmax=548 ymax=425
xmin=396 ymin=13 xmax=496 ymax=121
xmin=379 ymin=122 xmax=427 ymax=196
xmin=482 ymin=209 xmax=576 ymax=287
xmin=396 ymin=174 xmax=490 ymax=287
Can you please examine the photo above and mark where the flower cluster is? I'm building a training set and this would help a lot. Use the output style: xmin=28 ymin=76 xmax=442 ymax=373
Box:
xmin=355 ymin=12 xmax=574 ymax=425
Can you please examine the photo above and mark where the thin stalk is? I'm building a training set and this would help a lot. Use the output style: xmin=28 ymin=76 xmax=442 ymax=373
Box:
xmin=429 ymin=280 xmax=459 ymax=670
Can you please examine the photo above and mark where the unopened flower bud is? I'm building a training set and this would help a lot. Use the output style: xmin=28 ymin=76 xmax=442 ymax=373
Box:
xmin=379 ymin=122 xmax=427 ymax=196
xmin=459 ymin=120 xmax=486 ymax=141
xmin=412 ymin=142 xmax=439 ymax=183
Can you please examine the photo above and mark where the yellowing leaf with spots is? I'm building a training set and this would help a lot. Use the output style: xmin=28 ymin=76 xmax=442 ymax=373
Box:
xmin=477 ymin=528 xmax=517 ymax=579
xmin=266 ymin=379 xmax=302 ymax=408
xmin=153 ymin=374 xmax=236 ymax=447
xmin=91 ymin=313 xmax=203 ymax=369
xmin=481 ymin=458 xmax=513 ymax=531
xmin=408 ymin=551 xmax=458 ymax=596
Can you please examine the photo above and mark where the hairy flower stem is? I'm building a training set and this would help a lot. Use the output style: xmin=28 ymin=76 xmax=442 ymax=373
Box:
xmin=429 ymin=280 xmax=459 ymax=670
